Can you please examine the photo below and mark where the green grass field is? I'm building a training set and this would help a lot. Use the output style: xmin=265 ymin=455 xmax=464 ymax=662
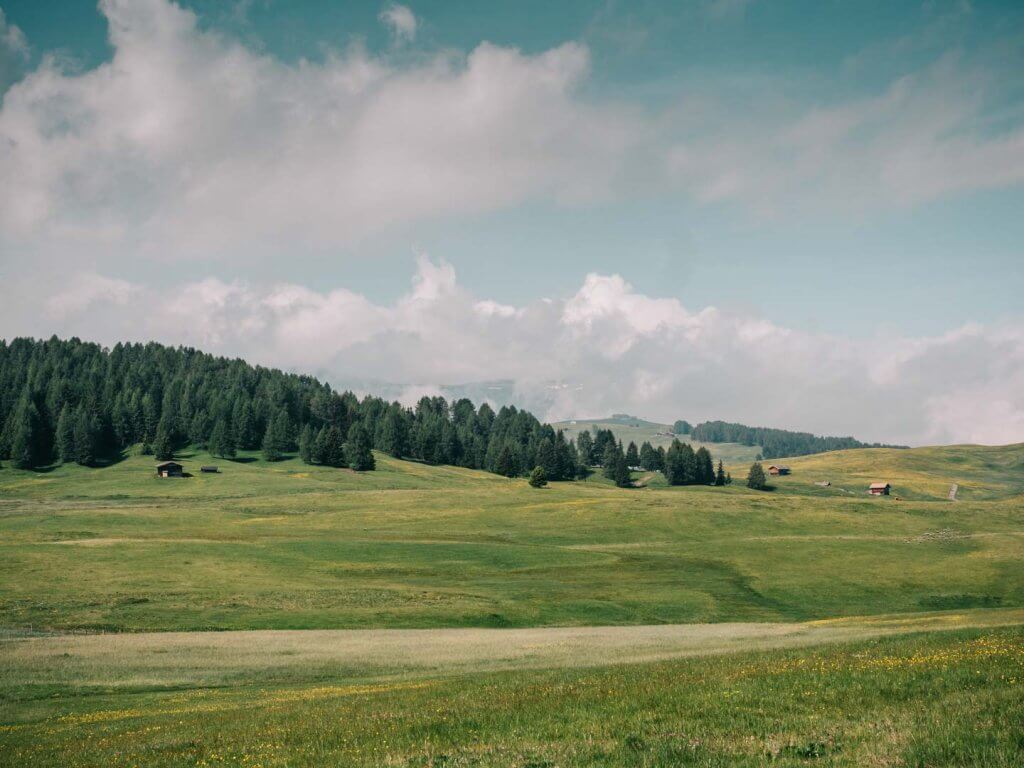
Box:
xmin=2 ymin=443 xmax=1023 ymax=765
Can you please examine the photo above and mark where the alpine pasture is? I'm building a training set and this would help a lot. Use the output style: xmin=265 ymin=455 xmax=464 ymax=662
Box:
xmin=2 ymin=443 xmax=1024 ymax=765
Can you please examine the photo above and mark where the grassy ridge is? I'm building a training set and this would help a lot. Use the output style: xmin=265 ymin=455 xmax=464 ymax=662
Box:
xmin=750 ymin=443 xmax=1024 ymax=501
xmin=2 ymin=625 xmax=1021 ymax=766
xmin=1 ymin=445 xmax=1022 ymax=631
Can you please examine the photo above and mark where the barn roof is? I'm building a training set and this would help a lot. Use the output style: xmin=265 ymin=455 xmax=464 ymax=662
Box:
xmin=155 ymin=461 xmax=182 ymax=468
xmin=869 ymin=482 xmax=890 ymax=489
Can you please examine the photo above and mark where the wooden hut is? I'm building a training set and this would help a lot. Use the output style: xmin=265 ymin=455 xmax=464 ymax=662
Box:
xmin=868 ymin=482 xmax=891 ymax=496
xmin=155 ymin=461 xmax=184 ymax=478
xmin=768 ymin=465 xmax=790 ymax=476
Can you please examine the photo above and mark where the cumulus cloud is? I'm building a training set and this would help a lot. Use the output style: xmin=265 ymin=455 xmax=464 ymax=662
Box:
xmin=379 ymin=3 xmax=417 ymax=43
xmin=1 ymin=0 xmax=1021 ymax=274
xmin=4 ymin=259 xmax=1023 ymax=447
xmin=0 ymin=0 xmax=633 ymax=264
xmin=0 ymin=8 xmax=28 ymax=90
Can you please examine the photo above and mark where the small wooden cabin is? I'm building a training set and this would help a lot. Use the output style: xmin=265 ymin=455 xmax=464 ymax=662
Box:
xmin=156 ymin=461 xmax=184 ymax=478
xmin=768 ymin=465 xmax=790 ymax=476
xmin=200 ymin=466 xmax=219 ymax=473
xmin=868 ymin=482 xmax=891 ymax=496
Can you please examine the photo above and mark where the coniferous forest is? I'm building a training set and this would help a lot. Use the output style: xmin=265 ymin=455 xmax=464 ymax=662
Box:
xmin=0 ymin=337 xmax=591 ymax=479
xmin=689 ymin=419 xmax=904 ymax=460
xmin=0 ymin=337 xmax=739 ymax=486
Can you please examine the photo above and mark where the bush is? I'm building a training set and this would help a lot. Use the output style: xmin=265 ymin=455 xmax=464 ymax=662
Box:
xmin=528 ymin=466 xmax=548 ymax=488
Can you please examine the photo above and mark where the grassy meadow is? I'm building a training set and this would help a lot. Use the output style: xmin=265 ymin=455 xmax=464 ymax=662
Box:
xmin=2 ymin=442 xmax=1023 ymax=765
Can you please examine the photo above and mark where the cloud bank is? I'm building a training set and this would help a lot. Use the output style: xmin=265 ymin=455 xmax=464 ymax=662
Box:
xmin=1 ymin=0 xmax=1021 ymax=266
xmin=5 ymin=259 xmax=1023 ymax=447
xmin=0 ymin=0 xmax=1022 ymax=447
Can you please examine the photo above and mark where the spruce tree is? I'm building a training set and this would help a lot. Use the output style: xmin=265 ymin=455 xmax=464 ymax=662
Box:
xmin=715 ymin=459 xmax=726 ymax=486
xmin=494 ymin=444 xmax=516 ymax=477
xmin=746 ymin=461 xmax=767 ymax=491
xmin=625 ymin=441 xmax=639 ymax=468
xmin=528 ymin=465 xmax=547 ymax=488
xmin=298 ymin=424 xmax=314 ymax=464
xmin=9 ymin=399 xmax=40 ymax=469
xmin=321 ymin=426 xmax=346 ymax=467
xmin=56 ymin=404 xmax=75 ymax=464
xmin=209 ymin=419 xmax=236 ymax=458
xmin=261 ymin=421 xmax=282 ymax=462
xmin=575 ymin=431 xmax=594 ymax=466
xmin=613 ymin=454 xmax=632 ymax=488
xmin=311 ymin=426 xmax=329 ymax=464
xmin=345 ymin=423 xmax=375 ymax=471
xmin=379 ymin=407 xmax=408 ymax=458
xmin=153 ymin=416 xmax=175 ymax=461
xmin=695 ymin=446 xmax=714 ymax=484
xmin=73 ymin=407 xmax=98 ymax=466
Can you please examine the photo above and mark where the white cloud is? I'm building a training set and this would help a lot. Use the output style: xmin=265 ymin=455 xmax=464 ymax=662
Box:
xmin=0 ymin=8 xmax=28 ymax=90
xmin=1 ymin=0 xmax=1020 ymax=277
xmin=6 ymin=259 xmax=1023 ymax=447
xmin=379 ymin=3 xmax=417 ymax=43
xmin=0 ymin=0 xmax=633 ymax=263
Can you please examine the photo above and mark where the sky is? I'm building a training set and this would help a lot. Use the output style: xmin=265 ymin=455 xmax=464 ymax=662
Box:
xmin=0 ymin=0 xmax=1022 ymax=445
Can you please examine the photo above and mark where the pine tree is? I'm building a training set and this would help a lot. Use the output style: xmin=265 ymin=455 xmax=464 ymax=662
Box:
xmin=528 ymin=465 xmax=547 ymax=488
xmin=535 ymin=437 xmax=557 ymax=479
xmin=298 ymin=424 xmax=314 ymax=464
xmin=715 ymin=459 xmax=726 ymax=486
xmin=345 ymin=423 xmax=375 ymax=471
xmin=261 ymin=421 xmax=282 ymax=462
xmin=695 ymin=446 xmax=714 ymax=484
xmin=209 ymin=419 xmax=236 ymax=458
xmin=625 ymin=441 xmax=639 ymax=468
xmin=576 ymin=431 xmax=594 ymax=466
xmin=9 ymin=399 xmax=41 ymax=469
xmin=312 ymin=426 xmax=329 ymax=464
xmin=321 ymin=426 xmax=346 ymax=468
xmin=153 ymin=416 xmax=175 ymax=461
xmin=747 ymin=461 xmax=767 ymax=491
xmin=379 ymin=407 xmax=409 ymax=458
xmin=56 ymin=404 xmax=75 ymax=464
xmin=613 ymin=454 xmax=632 ymax=488
xmin=602 ymin=443 xmax=620 ymax=479
xmin=663 ymin=439 xmax=685 ymax=485
xmin=272 ymin=410 xmax=294 ymax=453
xmin=73 ymin=407 xmax=98 ymax=466
xmin=494 ymin=443 xmax=516 ymax=478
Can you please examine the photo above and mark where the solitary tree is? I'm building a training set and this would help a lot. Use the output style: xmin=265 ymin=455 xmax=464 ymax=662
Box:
xmin=528 ymin=465 xmax=548 ymax=488
xmin=746 ymin=461 xmax=768 ymax=491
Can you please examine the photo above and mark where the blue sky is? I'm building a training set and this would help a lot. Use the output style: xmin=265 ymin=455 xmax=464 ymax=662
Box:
xmin=0 ymin=0 xmax=1022 ymax=443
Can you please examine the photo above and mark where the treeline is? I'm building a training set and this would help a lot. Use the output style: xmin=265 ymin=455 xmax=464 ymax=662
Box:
xmin=689 ymin=420 xmax=903 ymax=460
xmin=0 ymin=337 xmax=584 ymax=479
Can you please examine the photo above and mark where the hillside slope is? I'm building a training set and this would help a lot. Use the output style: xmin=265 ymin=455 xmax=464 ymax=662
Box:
xmin=757 ymin=443 xmax=1024 ymax=501
xmin=2 ymin=445 xmax=1023 ymax=632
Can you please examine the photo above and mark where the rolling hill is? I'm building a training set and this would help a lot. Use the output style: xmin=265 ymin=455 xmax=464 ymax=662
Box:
xmin=745 ymin=443 xmax=1024 ymax=502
